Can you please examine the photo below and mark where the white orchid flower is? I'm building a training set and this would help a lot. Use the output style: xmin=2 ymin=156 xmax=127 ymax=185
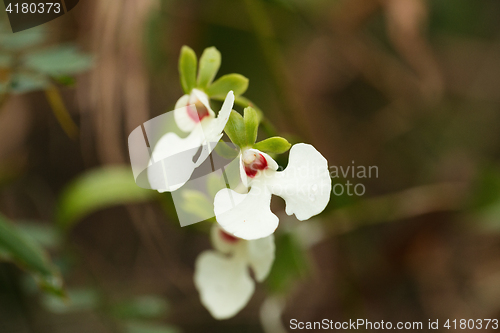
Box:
xmin=194 ymin=224 xmax=275 ymax=320
xmin=148 ymin=89 xmax=234 ymax=192
xmin=214 ymin=143 xmax=332 ymax=240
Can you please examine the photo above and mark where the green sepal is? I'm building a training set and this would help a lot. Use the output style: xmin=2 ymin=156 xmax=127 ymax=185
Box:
xmin=253 ymin=136 xmax=291 ymax=154
xmin=206 ymin=74 xmax=248 ymax=98
xmin=197 ymin=47 xmax=221 ymax=89
xmin=244 ymin=107 xmax=259 ymax=145
xmin=178 ymin=46 xmax=197 ymax=94
xmin=224 ymin=110 xmax=247 ymax=148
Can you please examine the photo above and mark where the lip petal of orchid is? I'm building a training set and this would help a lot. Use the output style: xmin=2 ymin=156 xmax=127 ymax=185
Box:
xmin=267 ymin=143 xmax=331 ymax=220
xmin=147 ymin=126 xmax=206 ymax=192
xmin=194 ymin=251 xmax=254 ymax=320
xmin=247 ymin=149 xmax=279 ymax=171
xmin=246 ymin=234 xmax=275 ymax=282
xmin=214 ymin=181 xmax=279 ymax=240
xmin=192 ymin=88 xmax=216 ymax=117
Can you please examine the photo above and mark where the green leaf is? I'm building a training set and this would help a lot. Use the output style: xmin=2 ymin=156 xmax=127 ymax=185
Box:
xmin=0 ymin=214 xmax=64 ymax=296
xmin=244 ymin=107 xmax=259 ymax=145
xmin=197 ymin=47 xmax=221 ymax=89
xmin=206 ymin=74 xmax=248 ymax=98
xmin=0 ymin=25 xmax=46 ymax=50
xmin=56 ymin=167 xmax=155 ymax=230
xmin=124 ymin=322 xmax=180 ymax=333
xmin=23 ymin=45 xmax=93 ymax=76
xmin=42 ymin=288 xmax=99 ymax=313
xmin=253 ymin=137 xmax=291 ymax=154
xmin=8 ymin=73 xmax=49 ymax=94
xmin=224 ymin=110 xmax=246 ymax=148
xmin=178 ymin=46 xmax=197 ymax=94
xmin=213 ymin=140 xmax=239 ymax=160
xmin=111 ymin=295 xmax=169 ymax=320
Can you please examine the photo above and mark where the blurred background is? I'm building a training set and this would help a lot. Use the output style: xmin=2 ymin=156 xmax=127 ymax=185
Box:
xmin=1 ymin=0 xmax=500 ymax=331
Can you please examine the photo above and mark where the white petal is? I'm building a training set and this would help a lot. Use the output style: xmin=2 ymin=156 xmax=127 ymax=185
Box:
xmin=175 ymin=94 xmax=190 ymax=109
xmin=267 ymin=143 xmax=331 ymax=220
xmin=203 ymin=91 xmax=234 ymax=141
xmin=214 ymin=181 xmax=279 ymax=240
xmin=147 ymin=126 xmax=206 ymax=192
xmin=194 ymin=251 xmax=254 ymax=320
xmin=210 ymin=224 xmax=241 ymax=255
xmin=173 ymin=95 xmax=198 ymax=133
xmin=246 ymin=234 xmax=275 ymax=282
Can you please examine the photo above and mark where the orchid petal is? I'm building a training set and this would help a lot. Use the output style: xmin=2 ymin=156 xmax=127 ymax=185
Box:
xmin=148 ymin=126 xmax=206 ymax=192
xmin=194 ymin=251 xmax=254 ymax=320
xmin=210 ymin=224 xmax=241 ymax=255
xmin=204 ymin=91 xmax=234 ymax=140
xmin=246 ymin=235 xmax=275 ymax=282
xmin=174 ymin=95 xmax=197 ymax=133
xmin=192 ymin=88 xmax=215 ymax=117
xmin=214 ymin=181 xmax=278 ymax=240
xmin=267 ymin=143 xmax=331 ymax=220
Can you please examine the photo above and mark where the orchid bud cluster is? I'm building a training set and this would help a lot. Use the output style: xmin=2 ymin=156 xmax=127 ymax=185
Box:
xmin=149 ymin=46 xmax=332 ymax=319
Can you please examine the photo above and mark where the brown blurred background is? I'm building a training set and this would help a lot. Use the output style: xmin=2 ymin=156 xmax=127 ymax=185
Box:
xmin=1 ymin=0 xmax=500 ymax=332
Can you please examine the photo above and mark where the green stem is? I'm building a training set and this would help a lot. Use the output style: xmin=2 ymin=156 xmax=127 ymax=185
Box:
xmin=44 ymin=84 xmax=79 ymax=140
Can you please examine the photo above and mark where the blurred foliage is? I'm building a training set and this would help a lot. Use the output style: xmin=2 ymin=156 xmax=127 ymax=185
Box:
xmin=57 ymin=167 xmax=155 ymax=230
xmin=0 ymin=23 xmax=92 ymax=94
xmin=0 ymin=214 xmax=64 ymax=297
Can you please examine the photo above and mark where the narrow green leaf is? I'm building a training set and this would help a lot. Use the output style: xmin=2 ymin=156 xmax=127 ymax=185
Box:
xmin=197 ymin=47 xmax=221 ymax=89
xmin=23 ymin=45 xmax=93 ymax=77
xmin=244 ymin=107 xmax=259 ymax=145
xmin=206 ymin=74 xmax=248 ymax=98
xmin=56 ymin=167 xmax=155 ymax=230
xmin=0 ymin=214 xmax=64 ymax=296
xmin=252 ymin=137 xmax=291 ymax=154
xmin=224 ymin=110 xmax=247 ymax=148
xmin=178 ymin=46 xmax=197 ymax=94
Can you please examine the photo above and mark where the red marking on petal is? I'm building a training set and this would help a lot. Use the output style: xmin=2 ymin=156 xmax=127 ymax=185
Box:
xmin=219 ymin=229 xmax=240 ymax=243
xmin=186 ymin=102 xmax=210 ymax=123
xmin=244 ymin=153 xmax=268 ymax=178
